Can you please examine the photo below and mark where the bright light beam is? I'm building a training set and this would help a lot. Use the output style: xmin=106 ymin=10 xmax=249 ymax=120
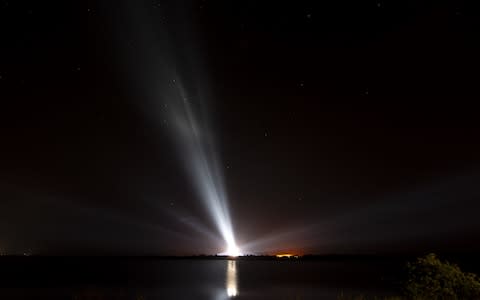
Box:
xmin=166 ymin=78 xmax=239 ymax=255
xmin=116 ymin=0 xmax=240 ymax=255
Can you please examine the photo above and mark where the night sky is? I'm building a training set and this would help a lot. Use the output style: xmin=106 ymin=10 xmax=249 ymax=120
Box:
xmin=1 ymin=0 xmax=480 ymax=255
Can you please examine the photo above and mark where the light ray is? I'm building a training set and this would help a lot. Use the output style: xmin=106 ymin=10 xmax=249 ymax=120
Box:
xmin=165 ymin=77 xmax=238 ymax=254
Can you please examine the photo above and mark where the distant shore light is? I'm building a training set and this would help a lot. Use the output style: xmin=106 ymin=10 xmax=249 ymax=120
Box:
xmin=275 ymin=253 xmax=298 ymax=258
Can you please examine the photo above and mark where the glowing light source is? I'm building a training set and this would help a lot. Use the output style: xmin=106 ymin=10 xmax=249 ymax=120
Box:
xmin=275 ymin=253 xmax=298 ymax=258
xmin=218 ymin=242 xmax=242 ymax=257
xmin=225 ymin=244 xmax=241 ymax=257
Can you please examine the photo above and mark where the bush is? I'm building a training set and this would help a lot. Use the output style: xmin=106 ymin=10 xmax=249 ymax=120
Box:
xmin=405 ymin=253 xmax=480 ymax=299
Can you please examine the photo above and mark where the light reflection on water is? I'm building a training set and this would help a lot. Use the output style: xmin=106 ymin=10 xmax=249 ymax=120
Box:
xmin=0 ymin=259 xmax=401 ymax=299
xmin=226 ymin=260 xmax=238 ymax=297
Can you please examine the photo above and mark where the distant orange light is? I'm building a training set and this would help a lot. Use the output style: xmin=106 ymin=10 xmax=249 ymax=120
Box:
xmin=275 ymin=253 xmax=298 ymax=258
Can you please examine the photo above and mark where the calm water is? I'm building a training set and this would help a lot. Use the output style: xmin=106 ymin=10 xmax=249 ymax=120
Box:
xmin=0 ymin=258 xmax=404 ymax=299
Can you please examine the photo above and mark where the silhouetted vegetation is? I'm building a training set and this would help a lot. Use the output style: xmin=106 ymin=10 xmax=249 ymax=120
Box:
xmin=339 ymin=253 xmax=480 ymax=300
xmin=405 ymin=253 xmax=480 ymax=299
